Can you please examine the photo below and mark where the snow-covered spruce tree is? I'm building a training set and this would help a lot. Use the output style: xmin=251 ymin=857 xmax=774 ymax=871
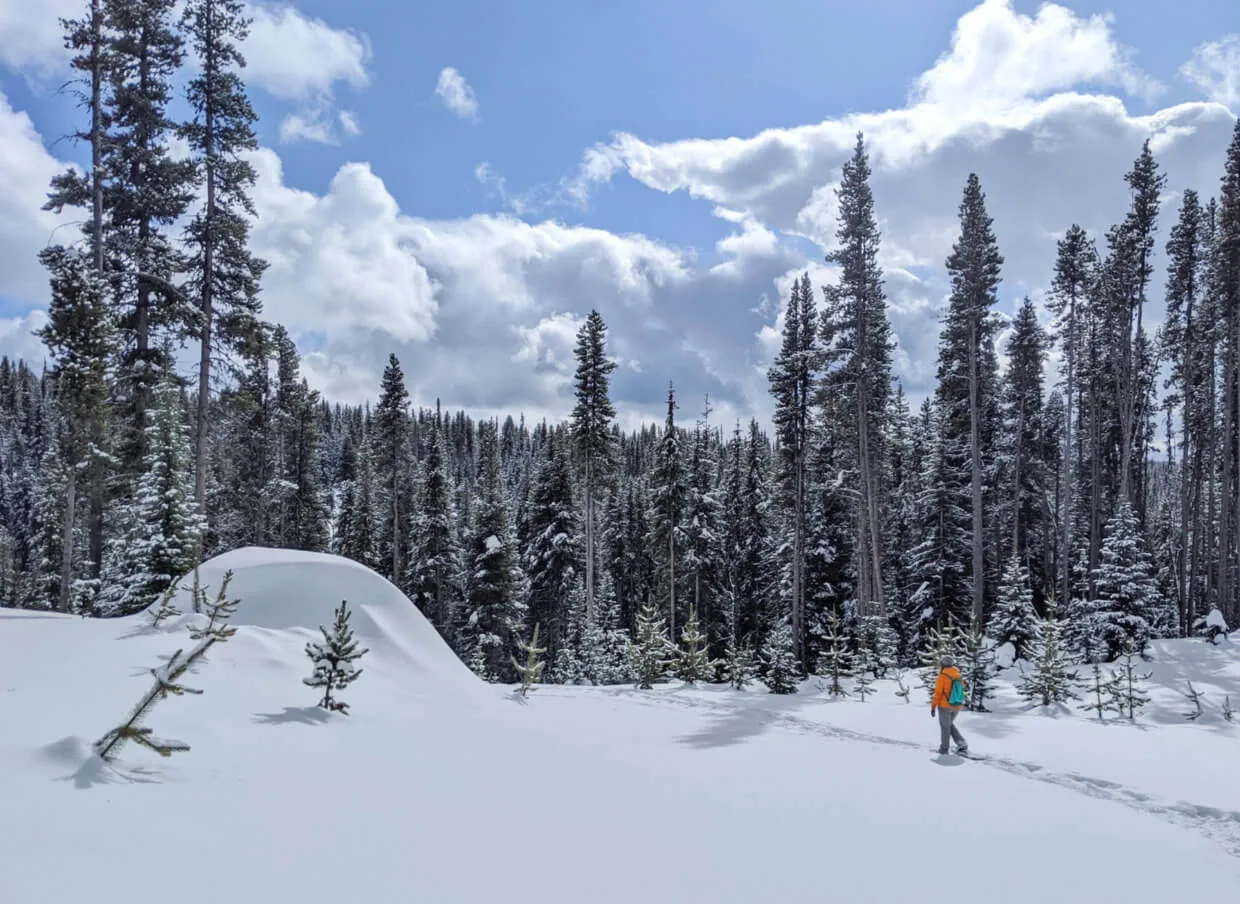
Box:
xmin=724 ymin=636 xmax=758 ymax=690
xmin=336 ymin=441 xmax=378 ymax=569
xmin=304 ymin=600 xmax=369 ymax=714
xmin=460 ymin=419 xmax=526 ymax=681
xmin=98 ymin=0 xmax=197 ymax=479
xmin=937 ymin=173 xmax=1004 ymax=627
xmin=568 ymin=309 xmax=617 ymax=627
xmin=762 ymin=619 xmax=800 ymax=694
xmin=96 ymin=371 xmax=206 ymax=616
xmin=512 ymin=622 xmax=547 ymax=698
xmin=372 ymin=354 xmax=411 ymax=584
xmin=815 ymin=612 xmax=852 ymax=697
xmin=1192 ymin=608 xmax=1229 ymax=644
xmin=1078 ymin=661 xmax=1121 ymax=720
xmin=179 ymin=0 xmax=267 ymax=517
xmin=648 ymin=382 xmax=690 ymax=641
xmin=551 ymin=582 xmax=587 ymax=685
xmin=406 ymin=413 xmax=464 ymax=637
xmin=820 ymin=134 xmax=893 ymax=632
xmin=769 ymin=270 xmax=817 ymax=667
xmin=627 ymin=598 xmax=674 ymax=690
xmin=1107 ymin=639 xmax=1152 ymax=722
xmin=675 ymin=604 xmax=713 ymax=684
xmin=1092 ymin=500 xmax=1169 ymax=659
xmin=855 ymin=614 xmax=898 ymax=678
xmin=36 ymin=245 xmax=115 ymax=612
xmin=990 ymin=557 xmax=1040 ymax=662
xmin=578 ymin=573 xmax=634 ymax=685
xmin=960 ymin=616 xmax=997 ymax=712
xmin=1019 ymin=600 xmax=1079 ymax=707
xmin=523 ymin=430 xmax=582 ymax=666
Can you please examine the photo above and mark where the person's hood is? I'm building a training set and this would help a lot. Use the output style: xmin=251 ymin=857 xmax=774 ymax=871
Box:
xmin=941 ymin=666 xmax=961 ymax=679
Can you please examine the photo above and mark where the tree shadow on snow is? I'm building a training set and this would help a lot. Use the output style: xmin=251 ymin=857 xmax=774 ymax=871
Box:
xmin=676 ymin=694 xmax=817 ymax=750
xmin=58 ymin=753 xmax=161 ymax=789
xmin=253 ymin=706 xmax=331 ymax=726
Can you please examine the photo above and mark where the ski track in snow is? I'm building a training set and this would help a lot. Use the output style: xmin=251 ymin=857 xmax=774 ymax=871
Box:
xmin=567 ymin=688 xmax=1240 ymax=860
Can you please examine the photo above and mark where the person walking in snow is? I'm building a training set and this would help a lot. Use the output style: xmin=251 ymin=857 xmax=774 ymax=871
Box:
xmin=931 ymin=655 xmax=968 ymax=756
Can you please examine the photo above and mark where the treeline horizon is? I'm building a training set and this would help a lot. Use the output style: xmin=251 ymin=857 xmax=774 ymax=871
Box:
xmin=0 ymin=0 xmax=1238 ymax=687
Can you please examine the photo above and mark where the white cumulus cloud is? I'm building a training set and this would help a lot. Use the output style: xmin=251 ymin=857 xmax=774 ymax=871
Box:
xmin=1181 ymin=35 xmax=1240 ymax=110
xmin=435 ymin=67 xmax=479 ymax=121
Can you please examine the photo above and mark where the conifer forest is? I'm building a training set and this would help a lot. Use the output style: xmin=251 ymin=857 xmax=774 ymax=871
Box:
xmin=4 ymin=0 xmax=1240 ymax=689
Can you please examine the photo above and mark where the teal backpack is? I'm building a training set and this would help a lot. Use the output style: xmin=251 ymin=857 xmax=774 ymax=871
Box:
xmin=946 ymin=673 xmax=966 ymax=706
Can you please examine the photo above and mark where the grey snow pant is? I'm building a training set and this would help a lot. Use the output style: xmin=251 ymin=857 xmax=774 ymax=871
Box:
xmin=937 ymin=707 xmax=966 ymax=754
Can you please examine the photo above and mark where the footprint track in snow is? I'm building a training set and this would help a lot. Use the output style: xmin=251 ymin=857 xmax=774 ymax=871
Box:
xmin=588 ymin=688 xmax=1240 ymax=860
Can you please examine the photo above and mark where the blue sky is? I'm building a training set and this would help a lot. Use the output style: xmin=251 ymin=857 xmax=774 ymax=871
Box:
xmin=1 ymin=0 xmax=1238 ymax=428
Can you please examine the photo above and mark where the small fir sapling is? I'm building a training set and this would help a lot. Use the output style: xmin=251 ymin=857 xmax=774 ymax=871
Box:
xmin=1223 ymin=695 xmax=1234 ymax=723
xmin=627 ymin=599 xmax=674 ymax=690
xmin=857 ymin=615 xmax=899 ymax=678
xmin=762 ymin=620 xmax=800 ymax=695
xmin=1077 ymin=661 xmax=1120 ymax=720
xmin=815 ymin=612 xmax=852 ymax=697
xmin=893 ymin=669 xmax=912 ymax=704
xmin=1108 ymin=639 xmax=1152 ymax=721
xmin=1018 ymin=599 xmax=1079 ymax=707
xmin=95 ymin=584 xmax=241 ymax=763
xmin=512 ymin=622 xmax=546 ymax=698
xmin=675 ymin=605 xmax=714 ymax=685
xmin=304 ymin=600 xmax=369 ymax=714
xmin=1181 ymin=680 xmax=1204 ymax=721
xmin=724 ymin=637 xmax=758 ymax=690
xmin=148 ymin=584 xmax=182 ymax=627
xmin=852 ymin=653 xmax=875 ymax=702
xmin=188 ymin=569 xmax=239 ymax=644
xmin=960 ymin=616 xmax=998 ymax=712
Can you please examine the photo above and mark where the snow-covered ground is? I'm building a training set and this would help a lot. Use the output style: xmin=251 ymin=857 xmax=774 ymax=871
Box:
xmin=3 ymin=548 xmax=1239 ymax=903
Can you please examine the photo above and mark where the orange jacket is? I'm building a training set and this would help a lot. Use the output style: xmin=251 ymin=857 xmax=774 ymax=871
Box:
xmin=932 ymin=666 xmax=964 ymax=710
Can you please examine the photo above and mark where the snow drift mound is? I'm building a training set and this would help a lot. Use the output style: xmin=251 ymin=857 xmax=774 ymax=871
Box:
xmin=160 ymin=547 xmax=479 ymax=692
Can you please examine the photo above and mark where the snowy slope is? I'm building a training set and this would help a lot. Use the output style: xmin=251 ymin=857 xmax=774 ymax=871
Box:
xmin=3 ymin=550 xmax=1239 ymax=903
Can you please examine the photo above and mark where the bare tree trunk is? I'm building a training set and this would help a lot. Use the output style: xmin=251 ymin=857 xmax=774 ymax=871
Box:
xmin=194 ymin=20 xmax=217 ymax=530
xmin=58 ymin=470 xmax=78 ymax=612
xmin=584 ymin=457 xmax=594 ymax=625
xmin=968 ymin=322 xmax=985 ymax=625
xmin=88 ymin=0 xmax=106 ymax=578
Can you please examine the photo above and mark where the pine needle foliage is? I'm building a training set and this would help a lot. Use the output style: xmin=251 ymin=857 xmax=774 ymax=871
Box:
xmin=304 ymin=600 xmax=368 ymax=714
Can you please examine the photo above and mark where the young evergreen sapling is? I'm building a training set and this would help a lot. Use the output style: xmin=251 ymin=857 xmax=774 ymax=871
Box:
xmin=148 ymin=584 xmax=181 ymax=627
xmin=95 ymin=583 xmax=241 ymax=763
xmin=724 ymin=637 xmax=758 ymax=690
xmin=1077 ymin=661 xmax=1120 ymax=720
xmin=960 ymin=616 xmax=997 ymax=712
xmin=762 ymin=620 xmax=800 ymax=695
xmin=1018 ymin=600 xmax=1079 ymax=706
xmin=1107 ymin=639 xmax=1152 ymax=721
xmin=1181 ymin=680 xmax=1204 ymax=721
xmin=188 ymin=569 xmax=238 ymax=644
xmin=893 ymin=669 xmax=911 ymax=704
xmin=512 ymin=622 xmax=546 ymax=698
xmin=304 ymin=600 xmax=368 ymax=714
xmin=1223 ymin=695 xmax=1234 ymax=723
xmin=815 ymin=612 xmax=852 ymax=697
xmin=675 ymin=604 xmax=713 ymax=684
xmin=627 ymin=599 xmax=674 ymax=690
